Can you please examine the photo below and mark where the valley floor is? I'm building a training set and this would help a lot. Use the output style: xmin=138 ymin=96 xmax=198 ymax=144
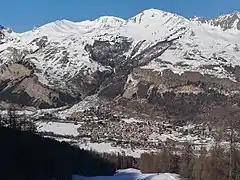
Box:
xmin=0 ymin=103 xmax=235 ymax=158
xmin=33 ymin=107 xmax=215 ymax=157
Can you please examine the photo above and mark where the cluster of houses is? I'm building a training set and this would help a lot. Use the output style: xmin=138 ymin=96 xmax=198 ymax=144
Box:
xmin=1 ymin=105 xmax=216 ymax=152
xmin=1 ymin=104 xmax=213 ymax=152
xmin=67 ymin=106 xmax=214 ymax=151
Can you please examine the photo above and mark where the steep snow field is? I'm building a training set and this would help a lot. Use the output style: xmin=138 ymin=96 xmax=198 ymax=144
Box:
xmin=72 ymin=169 xmax=180 ymax=180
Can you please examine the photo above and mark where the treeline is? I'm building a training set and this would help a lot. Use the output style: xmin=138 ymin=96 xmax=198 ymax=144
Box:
xmin=0 ymin=107 xmax=117 ymax=180
xmin=138 ymin=142 xmax=240 ymax=180
xmin=0 ymin=105 xmax=36 ymax=132
xmin=0 ymin=106 xmax=138 ymax=180
xmin=102 ymin=142 xmax=240 ymax=180
xmin=0 ymin=126 xmax=116 ymax=180
xmin=103 ymin=103 xmax=240 ymax=180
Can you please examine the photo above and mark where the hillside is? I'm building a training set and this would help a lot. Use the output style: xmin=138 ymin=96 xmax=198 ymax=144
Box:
xmin=0 ymin=126 xmax=115 ymax=180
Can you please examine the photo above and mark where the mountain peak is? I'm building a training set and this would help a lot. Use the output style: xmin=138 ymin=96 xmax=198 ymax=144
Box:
xmin=141 ymin=8 xmax=167 ymax=15
xmin=216 ymin=11 xmax=240 ymax=21
xmin=129 ymin=8 xmax=186 ymax=25
xmin=95 ymin=16 xmax=125 ymax=24
xmin=212 ymin=12 xmax=240 ymax=30
xmin=92 ymin=16 xmax=126 ymax=29
xmin=192 ymin=11 xmax=240 ymax=31
xmin=232 ymin=10 xmax=240 ymax=16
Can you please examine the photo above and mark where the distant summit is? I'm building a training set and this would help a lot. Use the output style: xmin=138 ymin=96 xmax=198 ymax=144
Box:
xmin=191 ymin=11 xmax=240 ymax=30
xmin=0 ymin=25 xmax=5 ymax=41
xmin=0 ymin=24 xmax=5 ymax=30
xmin=0 ymin=25 xmax=12 ymax=43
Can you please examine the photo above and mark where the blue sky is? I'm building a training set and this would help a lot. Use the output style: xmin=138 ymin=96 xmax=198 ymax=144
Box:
xmin=1 ymin=0 xmax=239 ymax=32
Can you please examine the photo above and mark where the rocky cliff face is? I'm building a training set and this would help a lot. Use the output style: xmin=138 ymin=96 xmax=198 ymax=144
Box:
xmin=0 ymin=59 xmax=76 ymax=108
xmin=117 ymin=67 xmax=240 ymax=122
xmin=1 ymin=9 xmax=240 ymax=117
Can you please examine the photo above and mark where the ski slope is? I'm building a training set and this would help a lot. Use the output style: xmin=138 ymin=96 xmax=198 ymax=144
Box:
xmin=72 ymin=169 xmax=180 ymax=180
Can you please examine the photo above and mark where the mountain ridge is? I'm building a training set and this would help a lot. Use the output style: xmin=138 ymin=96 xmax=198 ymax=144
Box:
xmin=0 ymin=8 xmax=240 ymax=108
xmin=12 ymin=8 xmax=240 ymax=33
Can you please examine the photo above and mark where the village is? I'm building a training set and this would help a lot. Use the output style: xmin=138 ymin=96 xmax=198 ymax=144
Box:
xmin=64 ymin=106 xmax=214 ymax=151
xmin=0 ymin=105 xmax=216 ymax=152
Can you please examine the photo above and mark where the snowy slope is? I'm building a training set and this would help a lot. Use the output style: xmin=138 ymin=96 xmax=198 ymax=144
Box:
xmin=1 ymin=9 xmax=240 ymax=85
xmin=1 ymin=8 xmax=240 ymax=108
xmin=73 ymin=168 xmax=180 ymax=180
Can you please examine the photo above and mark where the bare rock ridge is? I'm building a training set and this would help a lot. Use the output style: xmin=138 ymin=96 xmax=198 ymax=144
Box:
xmin=0 ymin=9 xmax=240 ymax=110
xmin=98 ymin=37 xmax=179 ymax=98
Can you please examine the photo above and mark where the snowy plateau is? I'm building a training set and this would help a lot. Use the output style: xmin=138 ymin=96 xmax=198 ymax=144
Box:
xmin=1 ymin=9 xmax=240 ymax=157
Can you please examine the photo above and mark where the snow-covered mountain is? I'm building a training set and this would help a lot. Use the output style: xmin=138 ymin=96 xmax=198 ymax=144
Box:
xmin=192 ymin=11 xmax=240 ymax=30
xmin=0 ymin=9 xmax=240 ymax=108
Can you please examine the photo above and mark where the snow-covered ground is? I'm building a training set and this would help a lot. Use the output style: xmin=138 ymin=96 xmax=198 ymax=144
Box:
xmin=36 ymin=121 xmax=81 ymax=136
xmin=122 ymin=117 xmax=143 ymax=124
xmin=73 ymin=168 xmax=180 ymax=180
xmin=78 ymin=142 xmax=147 ymax=158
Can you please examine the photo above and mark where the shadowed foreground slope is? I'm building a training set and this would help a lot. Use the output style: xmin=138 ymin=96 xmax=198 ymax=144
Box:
xmin=0 ymin=127 xmax=116 ymax=180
